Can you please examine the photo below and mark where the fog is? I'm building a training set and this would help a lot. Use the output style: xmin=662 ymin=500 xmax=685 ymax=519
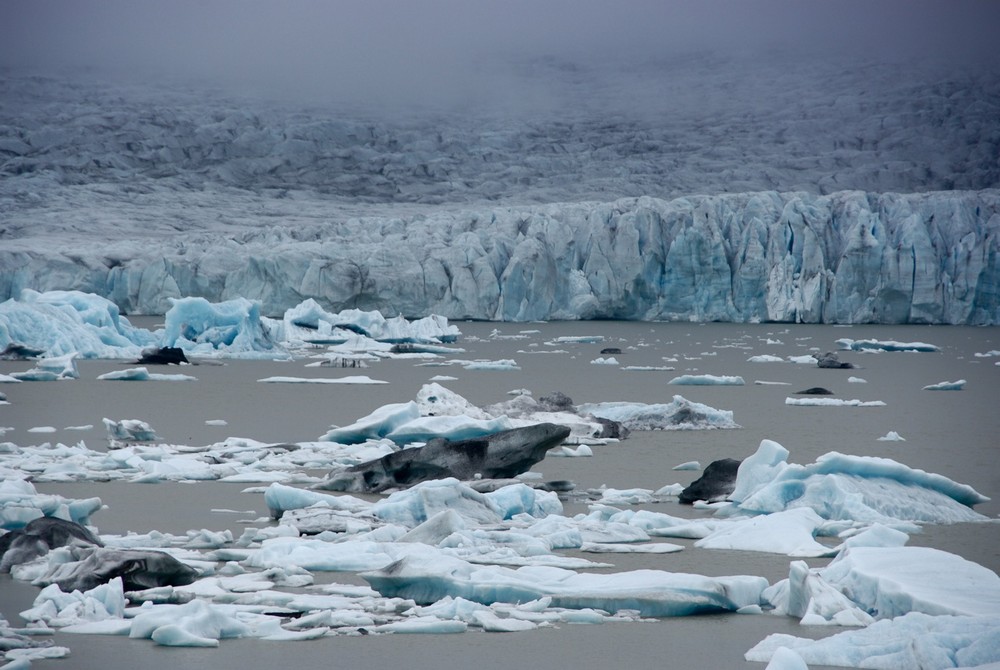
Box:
xmin=2 ymin=0 xmax=998 ymax=111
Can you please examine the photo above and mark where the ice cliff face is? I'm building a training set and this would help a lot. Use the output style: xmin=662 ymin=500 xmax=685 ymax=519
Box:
xmin=2 ymin=190 xmax=997 ymax=324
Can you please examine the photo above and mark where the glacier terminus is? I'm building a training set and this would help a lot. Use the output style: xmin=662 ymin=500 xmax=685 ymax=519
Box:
xmin=3 ymin=190 xmax=998 ymax=324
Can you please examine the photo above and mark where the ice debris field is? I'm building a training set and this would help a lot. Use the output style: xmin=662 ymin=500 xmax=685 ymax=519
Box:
xmin=1 ymin=291 xmax=998 ymax=670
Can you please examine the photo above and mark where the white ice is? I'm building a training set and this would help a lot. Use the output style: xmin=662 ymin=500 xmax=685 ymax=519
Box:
xmin=836 ymin=338 xmax=940 ymax=352
xmin=748 ymin=355 xmax=785 ymax=363
xmin=747 ymin=612 xmax=1000 ymax=669
xmin=0 ymin=291 xmax=463 ymax=360
xmin=923 ymin=379 xmax=967 ymax=390
xmin=727 ymin=440 xmax=990 ymax=524
xmin=10 ymin=353 xmax=80 ymax=381
xmin=577 ymin=396 xmax=739 ymax=430
xmin=257 ymin=375 xmax=388 ymax=384
xmin=98 ymin=367 xmax=197 ymax=382
xmin=668 ymin=374 xmax=745 ymax=385
xmin=785 ymin=398 xmax=885 ymax=407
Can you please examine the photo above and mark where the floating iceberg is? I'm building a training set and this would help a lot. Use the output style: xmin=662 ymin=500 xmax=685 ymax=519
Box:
xmin=0 ymin=478 xmax=102 ymax=529
xmin=257 ymin=375 xmax=388 ymax=384
xmin=363 ymin=552 xmax=767 ymax=617
xmin=746 ymin=612 xmax=1000 ymax=669
xmin=694 ymin=507 xmax=833 ymax=557
xmin=0 ymin=290 xmax=156 ymax=359
xmin=923 ymin=379 xmax=966 ymax=390
xmin=669 ymin=374 xmax=745 ymax=385
xmin=270 ymin=299 xmax=460 ymax=344
xmin=763 ymin=545 xmax=1000 ymax=631
xmin=785 ymin=398 xmax=885 ymax=407
xmin=97 ymin=367 xmax=197 ymax=381
xmin=836 ymin=338 xmax=940 ymax=352
xmin=0 ymin=291 xmax=463 ymax=360
xmin=578 ymin=396 xmax=739 ymax=430
xmin=748 ymin=355 xmax=785 ymax=363
xmin=9 ymin=353 xmax=80 ymax=381
xmin=102 ymin=418 xmax=160 ymax=443
xmin=728 ymin=440 xmax=990 ymax=524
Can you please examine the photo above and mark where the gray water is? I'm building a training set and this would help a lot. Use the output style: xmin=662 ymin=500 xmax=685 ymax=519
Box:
xmin=2 ymin=322 xmax=998 ymax=669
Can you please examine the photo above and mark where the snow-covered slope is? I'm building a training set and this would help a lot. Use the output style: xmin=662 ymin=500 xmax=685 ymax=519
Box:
xmin=2 ymin=52 xmax=999 ymax=323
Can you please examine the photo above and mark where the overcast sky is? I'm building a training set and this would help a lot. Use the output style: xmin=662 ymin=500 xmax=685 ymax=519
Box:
xmin=2 ymin=0 xmax=998 ymax=107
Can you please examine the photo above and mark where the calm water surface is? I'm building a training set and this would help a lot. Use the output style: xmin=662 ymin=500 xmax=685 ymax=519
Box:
xmin=2 ymin=322 xmax=998 ymax=670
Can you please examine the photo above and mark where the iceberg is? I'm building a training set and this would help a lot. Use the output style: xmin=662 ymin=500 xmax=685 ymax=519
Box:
xmin=10 ymin=353 xmax=80 ymax=381
xmin=836 ymin=338 xmax=940 ymax=352
xmin=746 ymin=612 xmax=1000 ymax=669
xmin=784 ymin=397 xmax=886 ymax=407
xmin=0 ymin=290 xmax=156 ymax=359
xmin=362 ymin=552 xmax=768 ymax=617
xmin=668 ymin=374 xmax=745 ymax=385
xmin=923 ymin=379 xmax=966 ymax=390
xmin=761 ymin=545 xmax=1000 ymax=631
xmin=578 ymin=396 xmax=739 ymax=430
xmin=694 ymin=507 xmax=833 ymax=557
xmin=256 ymin=375 xmax=388 ymax=384
xmin=97 ymin=367 xmax=197 ymax=381
xmin=728 ymin=440 xmax=990 ymax=524
xmin=0 ymin=291 xmax=463 ymax=359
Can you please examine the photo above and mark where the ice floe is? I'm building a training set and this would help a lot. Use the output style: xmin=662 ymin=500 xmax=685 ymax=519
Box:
xmin=836 ymin=338 xmax=940 ymax=352
xmin=668 ymin=374 xmax=745 ymax=385
xmin=923 ymin=379 xmax=966 ymax=390
xmin=784 ymin=398 xmax=885 ymax=407
xmin=257 ymin=375 xmax=388 ymax=385
xmin=97 ymin=367 xmax=197 ymax=382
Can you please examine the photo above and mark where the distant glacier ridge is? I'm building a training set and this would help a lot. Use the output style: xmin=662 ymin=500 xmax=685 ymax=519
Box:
xmin=2 ymin=189 xmax=998 ymax=324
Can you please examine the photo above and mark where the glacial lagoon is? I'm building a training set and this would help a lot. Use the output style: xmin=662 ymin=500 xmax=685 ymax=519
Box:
xmin=2 ymin=318 xmax=998 ymax=669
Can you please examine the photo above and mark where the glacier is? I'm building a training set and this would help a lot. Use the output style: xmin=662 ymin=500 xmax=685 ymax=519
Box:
xmin=4 ymin=190 xmax=999 ymax=324
xmin=3 ymin=58 xmax=1000 ymax=325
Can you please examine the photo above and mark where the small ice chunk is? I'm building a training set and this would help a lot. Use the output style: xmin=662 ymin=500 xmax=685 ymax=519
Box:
xmin=669 ymin=374 xmax=745 ymax=385
xmin=922 ymin=379 xmax=965 ymax=391
xmin=590 ymin=357 xmax=619 ymax=365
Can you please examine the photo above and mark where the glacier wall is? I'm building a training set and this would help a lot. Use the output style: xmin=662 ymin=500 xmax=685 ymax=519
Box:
xmin=2 ymin=189 xmax=997 ymax=324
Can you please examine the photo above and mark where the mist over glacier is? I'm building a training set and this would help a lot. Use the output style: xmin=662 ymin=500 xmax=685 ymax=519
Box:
xmin=1 ymin=1 xmax=999 ymax=323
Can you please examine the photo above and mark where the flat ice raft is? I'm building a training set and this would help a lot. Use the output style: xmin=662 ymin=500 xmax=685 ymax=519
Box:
xmin=363 ymin=553 xmax=767 ymax=617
